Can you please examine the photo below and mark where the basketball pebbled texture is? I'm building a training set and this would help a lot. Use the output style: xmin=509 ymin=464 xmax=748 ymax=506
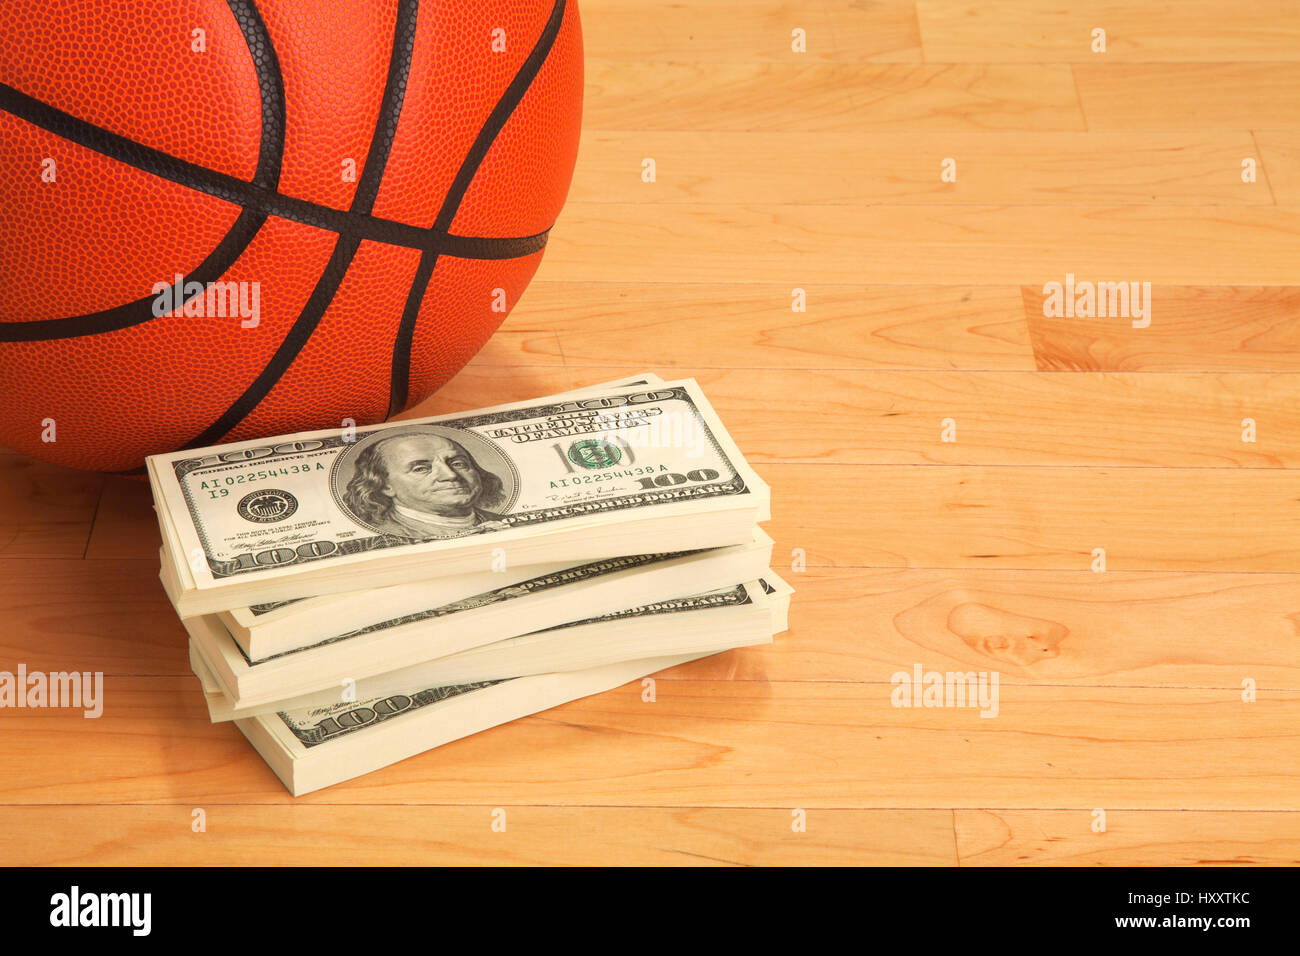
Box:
xmin=0 ymin=0 xmax=582 ymax=472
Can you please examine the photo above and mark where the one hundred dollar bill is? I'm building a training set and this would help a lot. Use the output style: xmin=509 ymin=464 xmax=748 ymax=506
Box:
xmin=222 ymin=574 xmax=795 ymax=793
xmin=194 ymin=573 xmax=791 ymax=722
xmin=148 ymin=379 xmax=769 ymax=616
xmin=180 ymin=528 xmax=774 ymax=706
xmin=235 ymin=651 xmax=709 ymax=796
xmin=268 ymin=578 xmax=788 ymax=746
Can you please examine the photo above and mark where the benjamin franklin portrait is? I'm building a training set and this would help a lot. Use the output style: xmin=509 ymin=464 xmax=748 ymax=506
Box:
xmin=338 ymin=427 xmax=513 ymax=540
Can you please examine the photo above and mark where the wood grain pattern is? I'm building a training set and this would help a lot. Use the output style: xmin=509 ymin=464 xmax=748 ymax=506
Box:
xmin=665 ymin=567 xmax=1300 ymax=689
xmin=0 ymin=679 xmax=1294 ymax=810
xmin=495 ymin=283 xmax=1036 ymax=370
xmin=572 ymin=131 xmax=1269 ymax=205
xmin=545 ymin=204 xmax=1300 ymax=284
xmin=1073 ymin=64 xmax=1300 ymax=129
xmin=762 ymin=463 xmax=1300 ymax=572
xmin=686 ymin=368 xmax=1300 ymax=468
xmin=83 ymin=476 xmax=158 ymax=562
xmin=582 ymin=0 xmax=923 ymax=63
xmin=584 ymin=62 xmax=1085 ymax=131
xmin=916 ymin=2 xmax=1300 ymax=63
xmin=1024 ymin=286 xmax=1300 ymax=371
xmin=0 ymin=559 xmax=183 ymax=675
xmin=1253 ymin=129 xmax=1300 ymax=204
xmin=0 ymin=456 xmax=101 ymax=559
xmin=0 ymin=806 xmax=956 ymax=866
xmin=955 ymin=810 xmax=1300 ymax=866
xmin=2 ymin=0 xmax=1298 ymax=865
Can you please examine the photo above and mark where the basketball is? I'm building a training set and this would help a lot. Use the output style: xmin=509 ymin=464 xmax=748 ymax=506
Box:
xmin=0 ymin=0 xmax=583 ymax=472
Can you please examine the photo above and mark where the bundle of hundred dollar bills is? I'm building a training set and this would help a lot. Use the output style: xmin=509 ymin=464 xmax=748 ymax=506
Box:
xmin=146 ymin=374 xmax=790 ymax=795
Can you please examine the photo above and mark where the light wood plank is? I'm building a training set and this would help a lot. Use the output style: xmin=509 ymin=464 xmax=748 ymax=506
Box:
xmin=508 ymin=282 xmax=1035 ymax=370
xmin=684 ymin=367 xmax=1300 ymax=468
xmin=544 ymin=204 xmax=1300 ymax=285
xmin=761 ymin=462 xmax=1300 ymax=571
xmin=0 ymin=806 xmax=955 ymax=866
xmin=918 ymin=2 xmax=1300 ymax=63
xmin=666 ymin=567 xmax=1300 ymax=689
xmin=955 ymin=809 xmax=1300 ymax=866
xmin=571 ymin=130 xmax=1268 ymax=205
xmin=585 ymin=62 xmax=1085 ymax=131
xmin=582 ymin=0 xmax=923 ymax=63
xmin=83 ymin=476 xmax=159 ymax=561
xmin=1074 ymin=64 xmax=1300 ymax=130
xmin=0 ymin=558 xmax=183 ymax=675
xmin=1024 ymin=285 xmax=1300 ymax=371
xmin=0 ymin=679 xmax=1293 ymax=809
xmin=0 ymin=456 xmax=101 ymax=558
xmin=1254 ymin=130 xmax=1300 ymax=204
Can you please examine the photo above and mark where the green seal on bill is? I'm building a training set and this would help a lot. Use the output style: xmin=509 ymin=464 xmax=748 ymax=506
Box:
xmin=567 ymin=438 xmax=622 ymax=469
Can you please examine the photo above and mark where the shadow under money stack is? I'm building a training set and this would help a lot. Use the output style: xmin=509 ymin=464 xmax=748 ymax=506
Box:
xmin=147 ymin=374 xmax=788 ymax=795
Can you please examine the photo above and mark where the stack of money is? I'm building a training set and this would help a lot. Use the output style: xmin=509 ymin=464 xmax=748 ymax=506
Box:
xmin=147 ymin=374 xmax=789 ymax=795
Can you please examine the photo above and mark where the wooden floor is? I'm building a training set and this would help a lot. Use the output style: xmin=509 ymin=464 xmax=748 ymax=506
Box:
xmin=4 ymin=0 xmax=1300 ymax=866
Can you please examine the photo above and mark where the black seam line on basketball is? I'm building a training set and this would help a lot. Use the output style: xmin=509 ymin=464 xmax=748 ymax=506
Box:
xmin=0 ymin=222 xmax=545 ymax=347
xmin=181 ymin=234 xmax=359 ymax=450
xmin=181 ymin=0 xmax=419 ymax=450
xmin=0 ymin=0 xmax=286 ymax=346
xmin=0 ymin=83 xmax=551 ymax=257
xmin=387 ymin=251 xmax=438 ymax=419
xmin=387 ymin=0 xmax=567 ymax=418
xmin=104 ymin=0 xmax=285 ymax=474
xmin=231 ymin=0 xmax=287 ymax=190
xmin=348 ymin=0 xmax=418 ymax=217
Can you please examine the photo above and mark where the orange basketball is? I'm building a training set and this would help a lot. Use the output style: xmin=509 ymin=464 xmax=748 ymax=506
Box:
xmin=0 ymin=0 xmax=582 ymax=472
